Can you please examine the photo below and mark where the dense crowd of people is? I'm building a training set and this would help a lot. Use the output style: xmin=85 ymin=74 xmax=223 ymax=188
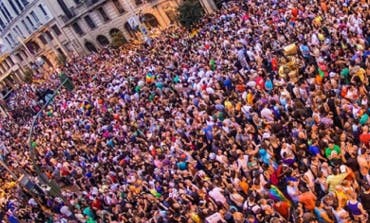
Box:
xmin=0 ymin=0 xmax=369 ymax=222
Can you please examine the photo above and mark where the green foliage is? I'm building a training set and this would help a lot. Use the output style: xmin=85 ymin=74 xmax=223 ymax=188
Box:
xmin=23 ymin=68 xmax=33 ymax=84
xmin=111 ymin=31 xmax=127 ymax=49
xmin=59 ymin=72 xmax=74 ymax=91
xmin=178 ymin=0 xmax=204 ymax=29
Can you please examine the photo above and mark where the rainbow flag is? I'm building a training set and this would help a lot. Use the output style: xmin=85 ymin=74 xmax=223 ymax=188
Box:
xmin=146 ymin=73 xmax=155 ymax=84
xmin=269 ymin=185 xmax=291 ymax=205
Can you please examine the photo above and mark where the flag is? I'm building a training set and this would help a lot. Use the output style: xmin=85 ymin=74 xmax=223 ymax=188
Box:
xmin=269 ymin=185 xmax=291 ymax=205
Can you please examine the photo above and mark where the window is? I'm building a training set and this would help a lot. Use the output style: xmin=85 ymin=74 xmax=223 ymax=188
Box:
xmin=7 ymin=34 xmax=14 ymax=47
xmin=0 ymin=5 xmax=10 ymax=22
xmin=21 ymin=0 xmax=29 ymax=6
xmin=57 ymin=0 xmax=74 ymax=19
xmin=0 ymin=17 xmax=5 ymax=29
xmin=26 ymin=16 xmax=35 ymax=29
xmin=9 ymin=0 xmax=20 ymax=15
xmin=2 ymin=60 xmax=9 ymax=69
xmin=45 ymin=31 xmax=53 ymax=41
xmin=39 ymin=34 xmax=48 ymax=45
xmin=72 ymin=22 xmax=84 ymax=36
xmin=38 ymin=4 xmax=48 ymax=17
xmin=57 ymin=48 xmax=64 ymax=57
xmin=1 ymin=3 xmax=12 ymax=20
xmin=112 ymin=0 xmax=125 ymax=14
xmin=16 ymin=53 xmax=23 ymax=62
xmin=21 ymin=20 xmax=31 ymax=34
xmin=84 ymin=15 xmax=96 ymax=29
xmin=51 ymin=25 xmax=62 ymax=36
xmin=8 ymin=34 xmax=15 ymax=45
xmin=30 ymin=11 xmax=41 ymax=25
xmin=5 ymin=37 xmax=11 ymax=48
xmin=16 ymin=25 xmax=24 ymax=37
xmin=12 ymin=28 xmax=19 ymax=38
xmin=15 ymin=0 xmax=24 ymax=11
xmin=97 ymin=7 xmax=110 ymax=22
xmin=8 ymin=57 xmax=14 ymax=66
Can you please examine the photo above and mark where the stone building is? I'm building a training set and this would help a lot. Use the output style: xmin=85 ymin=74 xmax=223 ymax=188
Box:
xmin=0 ymin=0 xmax=218 ymax=116
xmin=0 ymin=0 xmax=71 ymax=97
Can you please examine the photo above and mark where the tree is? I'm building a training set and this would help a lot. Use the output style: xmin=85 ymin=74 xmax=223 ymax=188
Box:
xmin=59 ymin=72 xmax=74 ymax=91
xmin=23 ymin=68 xmax=33 ymax=84
xmin=111 ymin=31 xmax=127 ymax=49
xmin=178 ymin=0 xmax=204 ymax=29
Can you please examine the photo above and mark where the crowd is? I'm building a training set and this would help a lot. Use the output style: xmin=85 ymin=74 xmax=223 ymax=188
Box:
xmin=0 ymin=0 xmax=370 ymax=222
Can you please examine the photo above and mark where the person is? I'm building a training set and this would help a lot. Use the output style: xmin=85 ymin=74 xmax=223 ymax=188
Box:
xmin=0 ymin=0 xmax=368 ymax=222
xmin=325 ymin=142 xmax=343 ymax=166
xmin=332 ymin=202 xmax=351 ymax=223
xmin=346 ymin=192 xmax=368 ymax=223
xmin=359 ymin=184 xmax=370 ymax=215
xmin=357 ymin=148 xmax=370 ymax=183
xmin=298 ymin=187 xmax=317 ymax=211
xmin=314 ymin=200 xmax=334 ymax=223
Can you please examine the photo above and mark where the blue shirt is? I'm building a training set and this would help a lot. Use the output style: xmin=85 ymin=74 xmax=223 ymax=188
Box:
xmin=8 ymin=215 xmax=19 ymax=223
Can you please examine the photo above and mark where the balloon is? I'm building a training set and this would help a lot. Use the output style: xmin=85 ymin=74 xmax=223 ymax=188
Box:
xmin=180 ymin=153 xmax=187 ymax=160
xmin=177 ymin=162 xmax=187 ymax=170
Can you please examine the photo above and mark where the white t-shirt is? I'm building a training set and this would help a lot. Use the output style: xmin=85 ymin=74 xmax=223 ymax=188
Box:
xmin=287 ymin=185 xmax=299 ymax=201
xmin=261 ymin=107 xmax=273 ymax=120
xmin=209 ymin=187 xmax=226 ymax=204
xmin=206 ymin=212 xmax=226 ymax=223
xmin=60 ymin=205 xmax=72 ymax=217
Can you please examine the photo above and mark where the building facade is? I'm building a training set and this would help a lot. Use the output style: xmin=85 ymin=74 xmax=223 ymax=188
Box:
xmin=0 ymin=0 xmax=71 ymax=97
xmin=47 ymin=0 xmax=184 ymax=55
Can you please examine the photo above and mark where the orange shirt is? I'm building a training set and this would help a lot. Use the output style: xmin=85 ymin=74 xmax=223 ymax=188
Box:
xmin=274 ymin=201 xmax=290 ymax=219
xmin=299 ymin=191 xmax=316 ymax=211
xmin=239 ymin=180 xmax=249 ymax=194
xmin=320 ymin=2 xmax=328 ymax=12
